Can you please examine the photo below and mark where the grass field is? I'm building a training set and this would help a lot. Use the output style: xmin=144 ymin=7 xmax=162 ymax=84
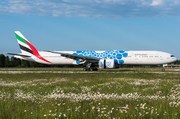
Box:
xmin=0 ymin=68 xmax=180 ymax=118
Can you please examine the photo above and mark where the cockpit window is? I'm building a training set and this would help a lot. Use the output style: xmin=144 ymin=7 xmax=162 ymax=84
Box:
xmin=171 ymin=55 xmax=175 ymax=57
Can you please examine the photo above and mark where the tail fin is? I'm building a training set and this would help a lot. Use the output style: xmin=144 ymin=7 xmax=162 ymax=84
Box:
xmin=15 ymin=31 xmax=51 ymax=63
xmin=15 ymin=31 xmax=34 ymax=55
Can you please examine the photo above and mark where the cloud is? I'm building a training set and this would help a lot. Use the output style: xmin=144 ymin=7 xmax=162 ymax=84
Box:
xmin=151 ymin=0 xmax=163 ymax=6
xmin=0 ymin=0 xmax=180 ymax=18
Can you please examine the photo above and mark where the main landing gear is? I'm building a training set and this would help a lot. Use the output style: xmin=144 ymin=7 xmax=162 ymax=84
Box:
xmin=83 ymin=63 xmax=98 ymax=71
xmin=83 ymin=68 xmax=98 ymax=71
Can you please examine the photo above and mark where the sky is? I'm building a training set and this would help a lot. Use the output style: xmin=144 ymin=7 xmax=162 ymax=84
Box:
xmin=0 ymin=0 xmax=180 ymax=59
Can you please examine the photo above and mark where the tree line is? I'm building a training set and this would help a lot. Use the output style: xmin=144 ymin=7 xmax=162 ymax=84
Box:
xmin=0 ymin=54 xmax=77 ymax=68
xmin=0 ymin=54 xmax=179 ymax=68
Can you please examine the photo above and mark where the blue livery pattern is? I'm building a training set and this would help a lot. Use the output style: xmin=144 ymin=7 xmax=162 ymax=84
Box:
xmin=74 ymin=50 xmax=128 ymax=64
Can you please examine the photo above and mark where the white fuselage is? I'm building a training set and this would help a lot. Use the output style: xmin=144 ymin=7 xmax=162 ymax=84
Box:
xmin=15 ymin=50 xmax=177 ymax=65
xmin=123 ymin=51 xmax=177 ymax=65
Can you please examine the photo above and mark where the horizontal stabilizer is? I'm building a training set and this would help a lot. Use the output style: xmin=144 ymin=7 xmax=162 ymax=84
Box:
xmin=5 ymin=53 xmax=31 ymax=57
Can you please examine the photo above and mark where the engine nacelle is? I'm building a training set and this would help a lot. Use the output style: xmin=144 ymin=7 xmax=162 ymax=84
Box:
xmin=99 ymin=59 xmax=116 ymax=69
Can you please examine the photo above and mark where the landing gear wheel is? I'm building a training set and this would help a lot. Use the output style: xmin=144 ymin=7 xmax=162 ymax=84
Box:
xmin=83 ymin=68 xmax=98 ymax=71
xmin=94 ymin=68 xmax=98 ymax=71
xmin=162 ymin=68 xmax=165 ymax=72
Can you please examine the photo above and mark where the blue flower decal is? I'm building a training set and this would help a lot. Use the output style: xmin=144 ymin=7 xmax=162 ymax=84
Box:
xmin=76 ymin=59 xmax=80 ymax=64
xmin=106 ymin=61 xmax=111 ymax=67
xmin=75 ymin=50 xmax=128 ymax=64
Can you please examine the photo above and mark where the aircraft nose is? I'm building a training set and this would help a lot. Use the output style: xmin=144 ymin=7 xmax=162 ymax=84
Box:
xmin=170 ymin=54 xmax=178 ymax=62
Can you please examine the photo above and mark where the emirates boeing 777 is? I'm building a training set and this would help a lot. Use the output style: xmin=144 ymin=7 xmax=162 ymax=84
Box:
xmin=6 ymin=31 xmax=177 ymax=71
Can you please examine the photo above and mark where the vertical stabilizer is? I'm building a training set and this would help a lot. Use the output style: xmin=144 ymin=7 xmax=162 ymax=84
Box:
xmin=14 ymin=31 xmax=51 ymax=63
xmin=15 ymin=31 xmax=34 ymax=55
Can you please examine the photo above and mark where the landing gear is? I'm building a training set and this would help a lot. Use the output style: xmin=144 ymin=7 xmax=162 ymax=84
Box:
xmin=162 ymin=68 xmax=165 ymax=72
xmin=82 ymin=63 xmax=98 ymax=71
xmin=90 ymin=68 xmax=93 ymax=71
xmin=83 ymin=68 xmax=98 ymax=71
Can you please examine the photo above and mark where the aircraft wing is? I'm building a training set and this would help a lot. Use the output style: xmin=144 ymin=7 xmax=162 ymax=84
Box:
xmin=50 ymin=51 xmax=100 ymax=62
xmin=5 ymin=53 xmax=31 ymax=57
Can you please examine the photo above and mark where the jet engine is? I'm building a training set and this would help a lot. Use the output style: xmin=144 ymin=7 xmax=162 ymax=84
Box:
xmin=99 ymin=59 xmax=119 ymax=69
